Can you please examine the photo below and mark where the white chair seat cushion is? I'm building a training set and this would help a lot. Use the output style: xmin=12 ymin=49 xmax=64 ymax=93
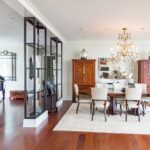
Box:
xmin=78 ymin=99 xmax=92 ymax=103
xmin=94 ymin=101 xmax=109 ymax=108
xmin=128 ymin=101 xmax=139 ymax=108
xmin=116 ymin=97 xmax=125 ymax=101
xmin=141 ymin=97 xmax=150 ymax=102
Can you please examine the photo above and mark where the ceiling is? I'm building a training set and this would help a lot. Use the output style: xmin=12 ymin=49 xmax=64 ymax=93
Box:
xmin=0 ymin=1 xmax=24 ymax=44
xmin=29 ymin=0 xmax=150 ymax=41
xmin=0 ymin=0 xmax=54 ymax=45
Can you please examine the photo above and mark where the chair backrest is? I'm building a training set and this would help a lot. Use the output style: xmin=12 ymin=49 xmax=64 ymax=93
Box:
xmin=96 ymin=83 xmax=108 ymax=89
xmin=91 ymin=87 xmax=108 ymax=100
xmin=135 ymin=83 xmax=147 ymax=93
xmin=113 ymin=82 xmax=125 ymax=90
xmin=74 ymin=84 xmax=79 ymax=97
xmin=125 ymin=87 xmax=142 ymax=100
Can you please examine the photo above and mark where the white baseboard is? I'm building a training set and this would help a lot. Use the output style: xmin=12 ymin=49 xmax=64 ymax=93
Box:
xmin=23 ymin=110 xmax=48 ymax=128
xmin=56 ymin=98 xmax=63 ymax=107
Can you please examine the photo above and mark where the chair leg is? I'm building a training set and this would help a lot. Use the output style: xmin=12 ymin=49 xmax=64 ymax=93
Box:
xmin=138 ymin=105 xmax=140 ymax=122
xmin=142 ymin=103 xmax=145 ymax=116
xmin=104 ymin=103 xmax=107 ymax=122
xmin=120 ymin=104 xmax=122 ymax=116
xmin=90 ymin=103 xmax=92 ymax=114
xmin=125 ymin=100 xmax=128 ymax=122
xmin=107 ymin=107 xmax=109 ymax=117
xmin=91 ymin=101 xmax=95 ymax=121
xmin=76 ymin=103 xmax=80 ymax=114
xmin=91 ymin=107 xmax=95 ymax=121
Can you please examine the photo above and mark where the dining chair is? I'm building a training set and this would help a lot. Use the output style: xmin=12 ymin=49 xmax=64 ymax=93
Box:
xmin=91 ymin=87 xmax=109 ymax=122
xmin=96 ymin=83 xmax=108 ymax=88
xmin=125 ymin=87 xmax=142 ymax=122
xmin=74 ymin=84 xmax=92 ymax=114
xmin=135 ymin=83 xmax=150 ymax=114
xmin=113 ymin=82 xmax=126 ymax=116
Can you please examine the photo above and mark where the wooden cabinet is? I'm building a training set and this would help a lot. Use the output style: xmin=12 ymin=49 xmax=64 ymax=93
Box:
xmin=138 ymin=60 xmax=150 ymax=91
xmin=72 ymin=59 xmax=96 ymax=102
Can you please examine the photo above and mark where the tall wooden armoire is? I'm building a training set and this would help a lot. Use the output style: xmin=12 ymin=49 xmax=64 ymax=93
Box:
xmin=138 ymin=60 xmax=150 ymax=91
xmin=72 ymin=59 xmax=96 ymax=102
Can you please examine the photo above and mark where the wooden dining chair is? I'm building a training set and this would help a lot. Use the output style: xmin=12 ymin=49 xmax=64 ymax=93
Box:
xmin=125 ymin=87 xmax=142 ymax=122
xmin=91 ymin=87 xmax=109 ymax=122
xmin=74 ymin=84 xmax=92 ymax=114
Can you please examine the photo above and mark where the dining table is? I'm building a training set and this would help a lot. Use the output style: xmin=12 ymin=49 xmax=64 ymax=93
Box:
xmin=107 ymin=89 xmax=150 ymax=115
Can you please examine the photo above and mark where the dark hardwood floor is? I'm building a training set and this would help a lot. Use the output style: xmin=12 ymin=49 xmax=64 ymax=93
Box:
xmin=0 ymin=100 xmax=150 ymax=150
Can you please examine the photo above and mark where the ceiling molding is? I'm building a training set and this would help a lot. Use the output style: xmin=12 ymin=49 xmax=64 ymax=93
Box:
xmin=17 ymin=0 xmax=66 ymax=43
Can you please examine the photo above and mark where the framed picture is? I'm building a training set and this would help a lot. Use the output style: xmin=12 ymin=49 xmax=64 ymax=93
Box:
xmin=99 ymin=58 xmax=108 ymax=65
xmin=98 ymin=58 xmax=109 ymax=78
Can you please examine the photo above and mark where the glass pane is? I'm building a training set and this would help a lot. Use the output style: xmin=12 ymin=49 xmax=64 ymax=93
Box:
xmin=26 ymin=93 xmax=34 ymax=118
xmin=58 ymin=56 xmax=61 ymax=69
xmin=57 ymin=84 xmax=62 ymax=100
xmin=57 ymin=70 xmax=61 ymax=84
xmin=51 ymin=40 xmax=56 ymax=54
xmin=35 ymin=91 xmax=45 ymax=117
xmin=52 ymin=56 xmax=56 ymax=69
xmin=26 ymin=20 xmax=33 ymax=44
xmin=58 ymin=42 xmax=62 ymax=56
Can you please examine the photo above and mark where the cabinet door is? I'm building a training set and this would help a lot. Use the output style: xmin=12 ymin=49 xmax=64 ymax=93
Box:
xmin=144 ymin=62 xmax=150 ymax=86
xmin=83 ymin=60 xmax=95 ymax=85
xmin=73 ymin=60 xmax=83 ymax=84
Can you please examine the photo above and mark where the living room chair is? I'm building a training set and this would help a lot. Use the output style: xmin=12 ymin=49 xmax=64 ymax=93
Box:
xmin=91 ymin=87 xmax=109 ymax=122
xmin=124 ymin=87 xmax=142 ymax=122
xmin=74 ymin=84 xmax=92 ymax=114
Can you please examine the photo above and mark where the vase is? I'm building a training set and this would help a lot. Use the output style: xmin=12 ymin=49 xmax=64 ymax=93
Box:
xmin=80 ymin=49 xmax=87 ymax=59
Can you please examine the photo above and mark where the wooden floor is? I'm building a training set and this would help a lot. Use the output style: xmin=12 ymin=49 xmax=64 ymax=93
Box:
xmin=0 ymin=100 xmax=150 ymax=150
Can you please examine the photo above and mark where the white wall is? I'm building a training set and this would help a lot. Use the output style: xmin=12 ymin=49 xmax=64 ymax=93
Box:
xmin=0 ymin=44 xmax=24 ymax=98
xmin=63 ymin=40 xmax=150 ymax=100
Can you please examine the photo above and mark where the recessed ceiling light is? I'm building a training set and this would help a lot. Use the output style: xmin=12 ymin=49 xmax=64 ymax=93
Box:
xmin=79 ymin=28 xmax=83 ymax=32
xmin=11 ymin=17 xmax=15 ymax=20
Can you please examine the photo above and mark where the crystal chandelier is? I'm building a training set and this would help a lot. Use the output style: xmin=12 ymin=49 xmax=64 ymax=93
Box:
xmin=109 ymin=28 xmax=138 ymax=62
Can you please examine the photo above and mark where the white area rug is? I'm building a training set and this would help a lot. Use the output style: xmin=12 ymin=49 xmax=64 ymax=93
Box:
xmin=54 ymin=103 xmax=150 ymax=135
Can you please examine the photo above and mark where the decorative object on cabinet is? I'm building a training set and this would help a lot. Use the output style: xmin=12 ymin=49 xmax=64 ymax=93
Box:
xmin=138 ymin=60 xmax=150 ymax=92
xmin=72 ymin=59 xmax=96 ymax=102
xmin=80 ymin=49 xmax=87 ymax=59
xmin=24 ymin=17 xmax=47 ymax=119
xmin=9 ymin=90 xmax=25 ymax=100
xmin=0 ymin=50 xmax=17 ymax=81
xmin=46 ymin=37 xmax=62 ymax=112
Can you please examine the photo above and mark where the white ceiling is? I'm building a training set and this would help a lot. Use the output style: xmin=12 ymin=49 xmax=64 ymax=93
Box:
xmin=29 ymin=0 xmax=150 ymax=41
xmin=0 ymin=1 xmax=24 ymax=44
xmin=0 ymin=0 xmax=54 ymax=45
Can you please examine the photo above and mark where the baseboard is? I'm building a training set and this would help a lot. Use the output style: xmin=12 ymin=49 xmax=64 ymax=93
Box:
xmin=56 ymin=98 xmax=63 ymax=107
xmin=23 ymin=110 xmax=48 ymax=128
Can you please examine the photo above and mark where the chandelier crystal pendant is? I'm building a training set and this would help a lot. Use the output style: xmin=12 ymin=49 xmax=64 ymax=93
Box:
xmin=109 ymin=28 xmax=138 ymax=62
